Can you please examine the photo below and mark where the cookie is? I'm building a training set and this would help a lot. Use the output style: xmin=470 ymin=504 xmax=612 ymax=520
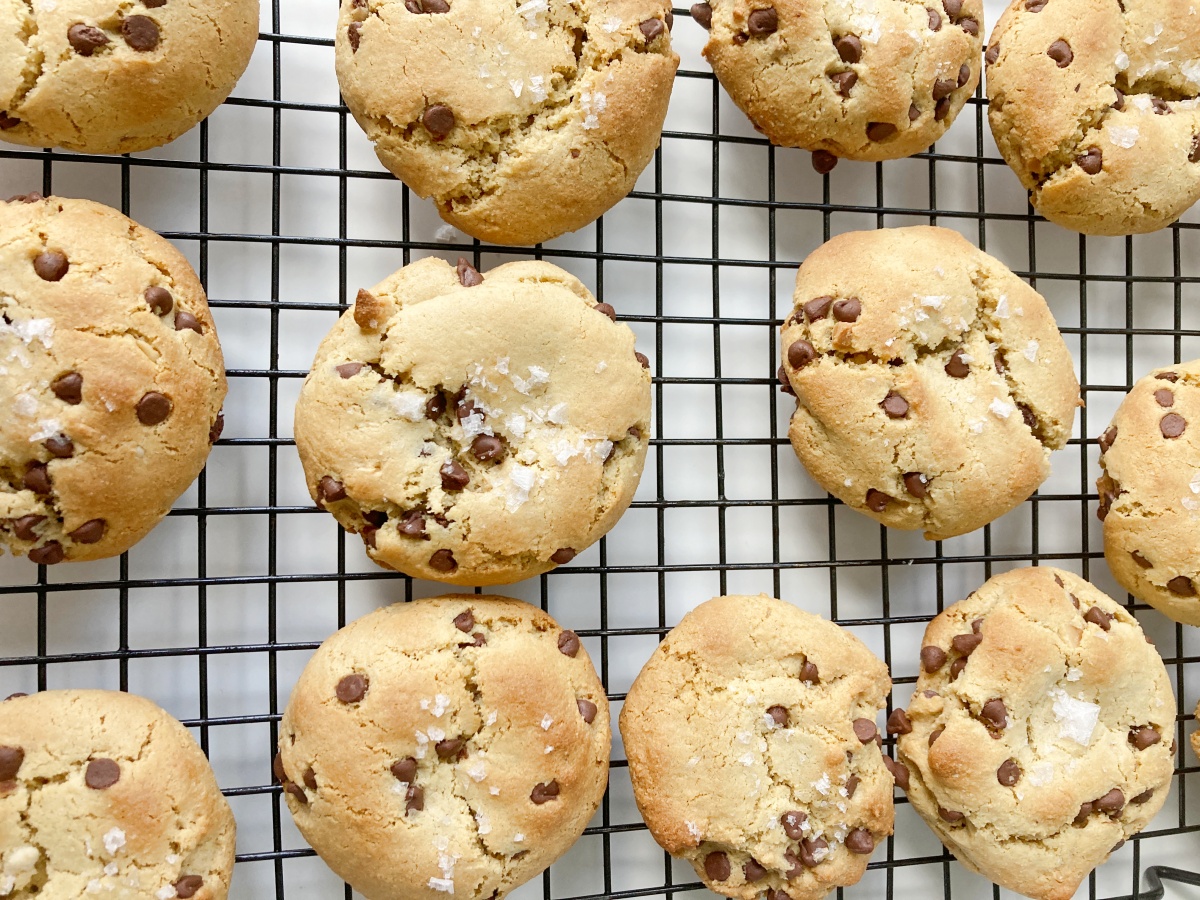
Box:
xmin=1096 ymin=361 xmax=1200 ymax=625
xmin=895 ymin=567 xmax=1175 ymax=900
xmin=293 ymin=256 xmax=650 ymax=586
xmin=690 ymin=0 xmax=982 ymax=168
xmin=0 ymin=689 xmax=236 ymax=899
xmin=779 ymin=226 xmax=1080 ymax=540
xmin=0 ymin=195 xmax=226 ymax=565
xmin=619 ymin=595 xmax=895 ymax=900
xmin=0 ymin=0 xmax=259 ymax=155
xmin=334 ymin=0 xmax=679 ymax=246
xmin=986 ymin=0 xmax=1200 ymax=235
xmin=277 ymin=596 xmax=610 ymax=900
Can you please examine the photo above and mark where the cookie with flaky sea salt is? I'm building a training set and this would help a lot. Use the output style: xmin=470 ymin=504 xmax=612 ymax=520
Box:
xmin=1096 ymin=360 xmax=1200 ymax=625
xmin=779 ymin=226 xmax=1080 ymax=540
xmin=334 ymin=0 xmax=679 ymax=246
xmin=895 ymin=567 xmax=1175 ymax=900
xmin=0 ymin=689 xmax=236 ymax=899
xmin=0 ymin=194 xmax=227 ymax=565
xmin=689 ymin=0 xmax=982 ymax=170
xmin=986 ymin=0 xmax=1200 ymax=235
xmin=277 ymin=596 xmax=610 ymax=900
xmin=619 ymin=595 xmax=896 ymax=900
xmin=0 ymin=0 xmax=259 ymax=155
xmin=293 ymin=256 xmax=650 ymax=586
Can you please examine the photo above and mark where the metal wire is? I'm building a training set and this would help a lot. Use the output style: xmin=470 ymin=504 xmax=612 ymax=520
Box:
xmin=1 ymin=2 xmax=1198 ymax=899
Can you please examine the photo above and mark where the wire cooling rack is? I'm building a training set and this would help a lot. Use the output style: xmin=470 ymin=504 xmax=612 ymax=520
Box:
xmin=3 ymin=1 xmax=1200 ymax=898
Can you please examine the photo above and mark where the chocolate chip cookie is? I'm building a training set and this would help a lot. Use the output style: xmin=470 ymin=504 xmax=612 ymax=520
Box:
xmin=0 ymin=195 xmax=226 ymax=565
xmin=619 ymin=595 xmax=896 ymax=900
xmin=0 ymin=0 xmax=259 ymax=154
xmin=690 ymin=0 xmax=982 ymax=168
xmin=1096 ymin=361 xmax=1200 ymax=625
xmin=779 ymin=226 xmax=1080 ymax=540
xmin=987 ymin=0 xmax=1200 ymax=234
xmin=335 ymin=0 xmax=679 ymax=246
xmin=293 ymin=256 xmax=650 ymax=586
xmin=0 ymin=689 xmax=236 ymax=898
xmin=277 ymin=596 xmax=610 ymax=900
xmin=895 ymin=567 xmax=1175 ymax=900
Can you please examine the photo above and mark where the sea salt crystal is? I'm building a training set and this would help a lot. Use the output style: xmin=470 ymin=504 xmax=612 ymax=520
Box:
xmin=486 ymin=711 xmax=497 ymax=726
xmin=1145 ymin=22 xmax=1163 ymax=43
xmin=990 ymin=398 xmax=1014 ymax=419
xmin=547 ymin=402 xmax=569 ymax=424
xmin=475 ymin=811 xmax=492 ymax=835
xmin=1028 ymin=762 xmax=1054 ymax=786
xmin=156 ymin=887 xmax=177 ymax=900
xmin=919 ymin=295 xmax=947 ymax=309
xmin=994 ymin=295 xmax=1010 ymax=318
xmin=85 ymin=882 xmax=103 ymax=895
xmin=595 ymin=360 xmax=607 ymax=374
xmin=1182 ymin=496 xmax=1200 ymax=511
xmin=763 ymin=713 xmax=782 ymax=730
xmin=685 ymin=821 xmax=701 ymax=840
xmin=509 ymin=79 xmax=523 ymax=98
xmin=813 ymin=773 xmax=831 ymax=796
xmin=427 ymin=726 xmax=446 ymax=742
xmin=1184 ymin=59 xmax=1200 ymax=85
xmin=544 ymin=745 xmax=554 ymax=754
xmin=1116 ymin=51 xmax=1130 ymax=69
xmin=6 ymin=847 xmax=37 ymax=876
xmin=431 ymin=694 xmax=450 ymax=717
xmin=590 ymin=439 xmax=613 ymax=462
xmin=102 ymin=828 xmax=126 ymax=855
xmin=541 ymin=714 xmax=553 ymax=730
xmin=165 ymin=855 xmax=179 ymax=866
xmin=435 ymin=224 xmax=462 ymax=243
xmin=1024 ymin=340 xmax=1039 ymax=362
xmin=461 ymin=411 xmax=490 ymax=438
xmin=602 ymin=16 xmax=622 ymax=31
xmin=512 ymin=365 xmax=550 ymax=394
xmin=688 ymin=756 xmax=700 ymax=766
xmin=528 ymin=75 xmax=547 ymax=102
xmin=507 ymin=464 xmax=537 ymax=511
xmin=13 ymin=393 xmax=36 ymax=417
xmin=1066 ymin=667 xmax=1083 ymax=681
xmin=505 ymin=414 xmax=527 ymax=438
xmin=428 ymin=878 xmax=455 ymax=894
xmin=1109 ymin=125 xmax=1139 ymax=149
xmin=393 ymin=391 xmax=428 ymax=422
xmin=513 ymin=833 xmax=525 ymax=843
xmin=738 ymin=752 xmax=755 ymax=766
xmin=104 ymin=863 xmax=119 ymax=877
xmin=553 ymin=439 xmax=578 ymax=466
xmin=489 ymin=786 xmax=500 ymax=795
xmin=28 ymin=419 xmax=62 ymax=443
xmin=2 ymin=317 xmax=54 ymax=348
xmin=467 ymin=761 xmax=487 ymax=782
xmin=969 ymin=419 xmax=985 ymax=434
xmin=810 ymin=844 xmax=829 ymax=863
xmin=1049 ymin=688 xmax=1100 ymax=745
xmin=1190 ymin=472 xmax=1200 ymax=494
xmin=496 ymin=357 xmax=510 ymax=375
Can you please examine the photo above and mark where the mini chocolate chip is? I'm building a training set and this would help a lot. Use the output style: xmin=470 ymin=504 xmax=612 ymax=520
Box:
xmin=0 ymin=747 xmax=24 ymax=781
xmin=959 ymin=17 xmax=978 ymax=33
xmin=551 ymin=547 xmax=576 ymax=564
xmin=175 ymin=311 xmax=202 ymax=334
xmin=209 ymin=413 xmax=224 ymax=445
xmin=939 ymin=807 xmax=964 ymax=823
xmin=636 ymin=351 xmax=651 ymax=369
xmin=335 ymin=673 xmax=367 ymax=704
xmin=577 ymin=699 xmax=598 ymax=723
xmin=558 ymin=630 xmax=581 ymax=657
xmin=51 ymin=371 xmax=83 ymax=405
xmin=640 ymin=17 xmax=665 ymax=40
xmin=920 ymin=646 xmax=947 ymax=672
xmin=1047 ymin=39 xmax=1072 ymax=67
xmin=86 ymin=758 xmax=120 ymax=789
xmin=141 ymin=286 xmax=174 ymax=318
xmin=949 ymin=657 xmax=967 ymax=680
xmin=882 ymin=754 xmax=910 ymax=789
xmin=845 ymin=774 xmax=860 ymax=797
xmin=318 ymin=476 xmax=346 ymax=504
xmin=28 ymin=541 xmax=63 ymax=565
xmin=407 ymin=0 xmax=450 ymax=11
xmin=594 ymin=302 xmax=617 ymax=321
xmin=909 ymin=103 xmax=921 ymax=120
xmin=68 ymin=23 xmax=110 ymax=55
xmin=997 ymin=758 xmax=1021 ymax=786
xmin=766 ymin=705 xmax=789 ymax=727
xmin=1155 ymin=388 xmax=1174 ymax=407
xmin=530 ymin=780 xmax=560 ymax=804
xmin=666 ymin=10 xmax=674 ymax=29
xmin=928 ymin=7 xmax=942 ymax=28
xmin=1131 ymin=788 xmax=1154 ymax=805
xmin=435 ymin=737 xmax=465 ymax=760
xmin=779 ymin=366 xmax=796 ymax=395
xmin=423 ymin=104 xmax=455 ymax=140
xmin=1073 ymin=802 xmax=1093 ymax=824
xmin=812 ymin=149 xmax=838 ymax=174
xmin=44 ymin=434 xmax=73 ymax=458
xmin=886 ymin=708 xmax=912 ymax=735
xmin=831 ymin=70 xmax=857 ymax=97
xmin=934 ymin=98 xmax=951 ymax=121
xmin=1076 ymin=146 xmax=1102 ymax=174
xmin=302 ymin=767 xmax=317 ymax=791
xmin=853 ymin=718 xmax=877 ymax=743
xmin=459 ymin=632 xmax=486 ymax=648
xmin=1131 ymin=551 xmax=1152 ymax=569
xmin=34 ymin=250 xmax=68 ymax=281
xmin=1094 ymin=788 xmax=1125 ymax=814
xmin=781 ymin=809 xmax=807 ymax=839
xmin=283 ymin=782 xmax=307 ymax=804
xmin=0 ymin=114 xmax=20 ymax=130
xmin=1168 ymin=575 xmax=1195 ymax=596
xmin=1113 ymin=88 xmax=1125 ymax=110
xmin=70 ymin=519 xmax=106 ymax=544
xmin=971 ymin=617 xmax=983 ymax=634
xmin=391 ymin=757 xmax=418 ymax=783
xmin=11 ymin=515 xmax=44 ymax=542
xmin=1129 ymin=726 xmax=1160 ymax=750
xmin=867 ymin=121 xmax=897 ymax=141
xmin=1018 ymin=403 xmax=1038 ymax=431
xmin=802 ymin=298 xmax=833 ymax=324
xmin=456 ymin=258 xmax=483 ymax=287
xmin=690 ymin=2 xmax=713 ymax=28
xmin=788 ymin=340 xmax=816 ymax=369
xmin=1152 ymin=97 xmax=1171 ymax=114
xmin=174 ymin=876 xmax=204 ymax=899
xmin=1191 ymin=135 xmax=1200 ymax=164
xmin=903 ymin=472 xmax=930 ymax=498
xmin=425 ymin=393 xmax=447 ymax=420
xmin=835 ymin=34 xmax=862 ymax=63
xmin=440 ymin=459 xmax=469 ymax=491
xmin=121 ymin=15 xmax=160 ymax=51
xmin=347 ymin=20 xmax=363 ymax=50
xmin=1161 ymin=413 xmax=1186 ymax=438
xmin=430 ymin=549 xmax=457 ymax=572
xmin=144 ymin=0 xmax=167 ymax=7
xmin=1099 ymin=425 xmax=1117 ymax=453
xmin=24 ymin=462 xmax=50 ymax=495
xmin=945 ymin=349 xmax=970 ymax=378
xmin=951 ymin=632 xmax=982 ymax=655
xmin=336 ymin=362 xmax=364 ymax=379
xmin=986 ymin=43 xmax=999 ymax=64
xmin=799 ymin=660 xmax=820 ymax=683
xmin=748 ymin=7 xmax=778 ymax=35
xmin=933 ymin=78 xmax=957 ymax=101
xmin=453 ymin=609 xmax=474 ymax=633
xmin=845 ymin=828 xmax=875 ymax=854
xmin=471 ymin=434 xmax=505 ymax=463
xmin=136 ymin=391 xmax=172 ymax=425
xmin=406 ymin=783 xmax=424 ymax=813
xmin=865 ymin=489 xmax=892 ymax=512
xmin=390 ymin=510 xmax=424 ymax=540
xmin=1026 ymin=0 xmax=1047 ymax=9
xmin=1157 ymin=371 xmax=1179 ymax=382
xmin=1083 ymin=606 xmax=1113 ymax=630
xmin=880 ymin=391 xmax=909 ymax=419
xmin=980 ymin=698 xmax=1008 ymax=731
xmin=832 ymin=298 xmax=861 ymax=322
xmin=743 ymin=859 xmax=767 ymax=881
xmin=799 ymin=837 xmax=829 ymax=868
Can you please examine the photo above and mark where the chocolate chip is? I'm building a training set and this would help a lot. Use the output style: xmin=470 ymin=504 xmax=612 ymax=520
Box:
xmin=423 ymin=104 xmax=455 ymax=140
xmin=788 ymin=340 xmax=816 ymax=370
xmin=1026 ymin=0 xmax=1047 ymax=9
xmin=452 ymin=610 xmax=475 ymax=634
xmin=944 ymin=349 xmax=970 ymax=378
xmin=435 ymin=737 xmax=465 ymax=760
xmin=577 ymin=699 xmax=598 ymax=723
xmin=1191 ymin=135 xmax=1200 ymax=164
xmin=949 ymin=657 xmax=967 ymax=680
xmin=594 ymin=302 xmax=617 ymax=321
xmin=1047 ymin=39 xmax=1072 ymax=67
xmin=951 ymin=632 xmax=982 ymax=655
xmin=208 ymin=413 xmax=224 ymax=445
xmin=139 ymin=286 xmax=174 ymax=318
xmin=1161 ymin=413 xmax=1186 ymax=438
xmin=831 ymin=70 xmax=858 ymax=97
xmin=748 ymin=7 xmax=778 ymax=35
xmin=690 ymin=2 xmax=713 ymax=28
xmin=1155 ymin=388 xmax=1174 ymax=407
xmin=928 ymin=7 xmax=942 ymax=28
xmin=407 ymin=0 xmax=450 ymax=11
xmin=865 ymin=489 xmax=892 ymax=512
xmin=317 ymin=476 xmax=346 ymax=504
xmin=335 ymin=673 xmax=367 ymax=704
xmin=1019 ymin=403 xmax=1038 ymax=431
xmin=1131 ymin=551 xmax=1152 ymax=569
xmin=174 ymin=311 xmax=202 ymax=334
xmin=1129 ymin=726 xmax=1160 ymax=750
xmin=300 ymin=767 xmax=318 ymax=791
xmin=28 ymin=541 xmax=63 ymax=565
xmin=853 ymin=718 xmax=877 ymax=743
xmin=886 ymin=708 xmax=912 ymax=735
xmin=909 ymin=103 xmax=921 ymax=120
xmin=24 ymin=462 xmax=50 ymax=495
xmin=144 ymin=0 xmax=166 ymax=7
xmin=333 ymin=362 xmax=364 ymax=380
xmin=835 ymin=34 xmax=862 ymax=63
xmin=468 ymin=434 xmax=504 ymax=463
xmin=456 ymin=258 xmax=483 ymax=287
xmin=460 ymin=632 xmax=485 ymax=648
xmin=1152 ymin=97 xmax=1171 ymax=114
xmin=781 ymin=809 xmax=807 ymax=839
xmin=986 ymin=43 xmax=999 ymax=64
xmin=766 ymin=705 xmax=789 ymax=727
xmin=68 ymin=23 xmax=110 ymax=56
xmin=0 ymin=113 xmax=20 ymax=130
xmin=558 ymin=630 xmax=581 ymax=657
xmin=959 ymin=17 xmax=978 ymax=33
xmin=1083 ymin=606 xmax=1113 ymax=630
xmin=866 ymin=121 xmax=897 ymax=141
xmin=1073 ymin=802 xmax=1093 ymax=824
xmin=7 ymin=192 xmax=41 ymax=203
xmin=1099 ymin=425 xmax=1117 ymax=453
xmin=44 ymin=435 xmax=73 ymax=458
xmin=811 ymin=150 xmax=838 ymax=174
xmin=273 ymin=752 xmax=287 ymax=784
xmin=121 ymin=15 xmax=160 ymax=51
xmin=389 ymin=510 xmax=424 ymax=541
xmin=799 ymin=660 xmax=820 ymax=683
xmin=530 ymin=780 xmax=560 ymax=804
xmin=666 ymin=10 xmax=674 ymax=29
xmin=346 ymin=20 xmax=363 ymax=50
xmin=845 ymin=828 xmax=875 ymax=854
xmin=0 ymin=747 xmax=23 ymax=782
xmin=1131 ymin=788 xmax=1154 ymax=805
xmin=406 ymin=783 xmax=424 ymax=813
xmin=136 ymin=391 xmax=172 ymax=425
xmin=1168 ymin=575 xmax=1194 ymax=595
xmin=988 ymin=759 xmax=1020 ymax=789
xmin=34 ymin=250 xmax=68 ymax=281
xmin=798 ymin=836 xmax=829 ymax=867
xmin=703 ymin=851 xmax=731 ymax=881
xmin=1076 ymin=146 xmax=1102 ymax=175
xmin=934 ymin=98 xmax=951 ymax=121
xmin=1113 ymin=89 xmax=1126 ymax=111
xmin=440 ymin=459 xmax=469 ymax=491
xmin=920 ymin=646 xmax=947 ymax=672
xmin=938 ymin=807 xmax=964 ymax=823
xmin=174 ymin=876 xmax=204 ymax=899
xmin=640 ymin=17 xmax=665 ymax=40
xmin=743 ymin=859 xmax=767 ymax=881
xmin=391 ymin=757 xmax=418 ymax=783
xmin=880 ymin=391 xmax=909 ymax=419
xmin=1157 ymin=371 xmax=1180 ymax=382
xmin=933 ymin=78 xmax=957 ymax=101
xmin=70 ymin=519 xmax=106 ymax=544
xmin=832 ymin=298 xmax=861 ymax=322
xmin=425 ymin=393 xmax=447 ymax=420
xmin=845 ymin=774 xmax=860 ymax=798
xmin=283 ymin=782 xmax=307 ymax=804
xmin=551 ymin=547 xmax=576 ymax=564
xmin=49 ymin=371 xmax=83 ymax=405
xmin=430 ymin=549 xmax=457 ymax=572
xmin=1094 ymin=788 xmax=1125 ymax=814
xmin=11 ymin=515 xmax=44 ymax=542
xmin=980 ymin=698 xmax=1007 ymax=731
xmin=944 ymin=0 xmax=963 ymax=17
xmin=882 ymin=754 xmax=910 ymax=789
xmin=636 ymin=352 xmax=651 ymax=369
xmin=901 ymin=472 xmax=930 ymax=499
xmin=86 ymin=758 xmax=120 ymax=789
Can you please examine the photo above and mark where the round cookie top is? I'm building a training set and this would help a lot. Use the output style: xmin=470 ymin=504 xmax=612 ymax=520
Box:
xmin=277 ymin=596 xmax=610 ymax=900
xmin=780 ymin=226 xmax=1080 ymax=540
xmin=0 ymin=195 xmax=226 ymax=565
xmin=334 ymin=0 xmax=679 ymax=246
xmin=895 ymin=568 xmax=1175 ymax=900
xmin=1097 ymin=360 xmax=1200 ymax=625
xmin=0 ymin=689 xmax=236 ymax=899
xmin=618 ymin=595 xmax=895 ymax=900
xmin=691 ymin=0 xmax=982 ymax=165
xmin=293 ymin=256 xmax=650 ymax=586
xmin=0 ymin=0 xmax=259 ymax=155
xmin=987 ymin=0 xmax=1200 ymax=235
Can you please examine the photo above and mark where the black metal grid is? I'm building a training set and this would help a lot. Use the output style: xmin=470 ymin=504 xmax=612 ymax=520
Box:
xmin=1 ymin=2 xmax=1199 ymax=898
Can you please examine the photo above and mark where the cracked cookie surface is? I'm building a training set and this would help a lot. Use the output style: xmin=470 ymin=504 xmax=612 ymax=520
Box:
xmin=0 ymin=194 xmax=226 ymax=565
xmin=780 ymin=226 xmax=1080 ymax=540
xmin=278 ymin=596 xmax=610 ymax=900
xmin=693 ymin=0 xmax=982 ymax=164
xmin=0 ymin=0 xmax=258 ymax=155
xmin=333 ymin=0 xmax=679 ymax=246
xmin=986 ymin=0 xmax=1200 ymax=234
xmin=1096 ymin=360 xmax=1200 ymax=625
xmin=0 ymin=689 xmax=236 ymax=899
xmin=293 ymin=256 xmax=650 ymax=586
xmin=619 ymin=595 xmax=894 ymax=900
xmin=895 ymin=567 xmax=1175 ymax=900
